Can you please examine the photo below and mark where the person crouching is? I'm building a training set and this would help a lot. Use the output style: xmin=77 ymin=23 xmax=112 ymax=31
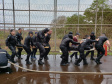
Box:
xmin=60 ymin=34 xmax=80 ymax=66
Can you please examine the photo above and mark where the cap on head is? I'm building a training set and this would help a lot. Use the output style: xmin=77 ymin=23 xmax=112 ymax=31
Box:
xmin=69 ymin=31 xmax=73 ymax=35
xmin=28 ymin=31 xmax=33 ymax=35
xmin=68 ymin=34 xmax=73 ymax=39
xmin=10 ymin=29 xmax=14 ymax=33
xmin=91 ymin=32 xmax=95 ymax=34
xmin=43 ymin=28 xmax=49 ymax=33
xmin=85 ymin=35 xmax=90 ymax=39
xmin=35 ymin=32 xmax=38 ymax=34
xmin=75 ymin=32 xmax=80 ymax=35
xmin=18 ymin=28 xmax=22 ymax=30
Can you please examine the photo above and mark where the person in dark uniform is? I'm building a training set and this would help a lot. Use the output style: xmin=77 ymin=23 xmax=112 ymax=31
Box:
xmin=60 ymin=34 xmax=80 ymax=66
xmin=16 ymin=28 xmax=23 ymax=59
xmin=6 ymin=29 xmax=17 ymax=63
xmin=85 ymin=32 xmax=96 ymax=60
xmin=44 ymin=30 xmax=52 ymax=60
xmin=31 ymin=32 xmax=38 ymax=60
xmin=23 ymin=31 xmax=33 ymax=65
xmin=70 ymin=32 xmax=80 ymax=60
xmin=75 ymin=35 xmax=97 ymax=66
xmin=95 ymin=33 xmax=110 ymax=64
xmin=62 ymin=31 xmax=73 ymax=40
xmin=0 ymin=44 xmax=12 ymax=73
xmin=36 ymin=28 xmax=49 ymax=65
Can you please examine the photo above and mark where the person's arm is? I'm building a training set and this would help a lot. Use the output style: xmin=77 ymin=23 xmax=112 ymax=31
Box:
xmin=91 ymin=39 xmax=98 ymax=43
xmin=32 ymin=36 xmax=37 ymax=47
xmin=70 ymin=39 xmax=80 ymax=45
xmin=30 ymin=37 xmax=33 ymax=47
xmin=39 ymin=32 xmax=44 ymax=39
xmin=21 ymin=33 xmax=23 ymax=40
xmin=5 ymin=35 xmax=11 ymax=46
xmin=106 ymin=40 xmax=111 ymax=51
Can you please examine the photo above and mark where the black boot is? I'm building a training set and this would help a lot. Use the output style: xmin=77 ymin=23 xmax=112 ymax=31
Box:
xmin=38 ymin=60 xmax=44 ymax=65
xmin=83 ymin=59 xmax=88 ymax=65
xmin=74 ymin=59 xmax=81 ymax=66
xmin=26 ymin=61 xmax=32 ymax=65
xmin=95 ymin=59 xmax=99 ymax=64
xmin=7 ymin=67 xmax=12 ymax=74
xmin=44 ymin=56 xmax=49 ymax=60
xmin=95 ymin=59 xmax=102 ymax=64
xmin=60 ymin=59 xmax=68 ymax=66
xmin=9 ymin=59 xmax=16 ymax=63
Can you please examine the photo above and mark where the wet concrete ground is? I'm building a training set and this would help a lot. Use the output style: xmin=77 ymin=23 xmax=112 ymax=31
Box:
xmin=0 ymin=55 xmax=112 ymax=84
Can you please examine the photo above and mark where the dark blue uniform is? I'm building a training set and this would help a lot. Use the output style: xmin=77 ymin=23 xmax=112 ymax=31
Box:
xmin=23 ymin=36 xmax=33 ymax=64
xmin=95 ymin=36 xmax=108 ymax=64
xmin=60 ymin=37 xmax=79 ymax=65
xmin=6 ymin=34 xmax=17 ymax=63
xmin=0 ymin=48 xmax=12 ymax=73
xmin=16 ymin=32 xmax=23 ymax=59
xmin=85 ymin=33 xmax=96 ymax=60
xmin=36 ymin=28 xmax=49 ymax=65
xmin=31 ymin=35 xmax=38 ymax=59
xmin=44 ymin=34 xmax=51 ymax=60
xmin=75 ymin=39 xmax=97 ymax=66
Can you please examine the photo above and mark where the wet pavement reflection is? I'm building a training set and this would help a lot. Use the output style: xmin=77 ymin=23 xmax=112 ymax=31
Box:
xmin=0 ymin=55 xmax=112 ymax=84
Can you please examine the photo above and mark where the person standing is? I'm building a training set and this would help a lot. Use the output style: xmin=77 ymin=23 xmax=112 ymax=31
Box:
xmin=95 ymin=33 xmax=110 ymax=64
xmin=44 ymin=30 xmax=52 ymax=60
xmin=31 ymin=32 xmax=38 ymax=60
xmin=70 ymin=32 xmax=80 ymax=60
xmin=6 ymin=29 xmax=17 ymax=63
xmin=16 ymin=28 xmax=23 ymax=59
xmin=23 ymin=31 xmax=33 ymax=65
xmin=85 ymin=32 xmax=96 ymax=60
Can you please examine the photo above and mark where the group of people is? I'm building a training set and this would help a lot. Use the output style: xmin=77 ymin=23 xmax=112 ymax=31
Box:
xmin=0 ymin=28 xmax=111 ymax=73
xmin=5 ymin=28 xmax=52 ymax=65
xmin=60 ymin=31 xmax=111 ymax=66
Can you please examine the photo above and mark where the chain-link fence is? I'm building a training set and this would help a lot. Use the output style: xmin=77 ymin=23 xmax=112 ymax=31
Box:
xmin=0 ymin=0 xmax=112 ymax=51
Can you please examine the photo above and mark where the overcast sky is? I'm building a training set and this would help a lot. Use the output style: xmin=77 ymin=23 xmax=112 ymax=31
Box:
xmin=0 ymin=0 xmax=101 ymax=29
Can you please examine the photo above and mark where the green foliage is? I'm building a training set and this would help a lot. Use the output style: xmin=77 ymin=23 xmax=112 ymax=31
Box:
xmin=84 ymin=0 xmax=112 ymax=24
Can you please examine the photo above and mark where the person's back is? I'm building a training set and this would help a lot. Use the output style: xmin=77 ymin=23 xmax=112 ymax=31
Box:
xmin=62 ymin=34 xmax=69 ymax=40
xmin=95 ymin=34 xmax=110 ymax=64
xmin=0 ymin=48 xmax=10 ymax=66
xmin=61 ymin=38 xmax=71 ymax=48
xmin=16 ymin=32 xmax=23 ymax=44
xmin=97 ymin=36 xmax=108 ymax=46
xmin=6 ymin=34 xmax=17 ymax=47
xmin=24 ymin=35 xmax=32 ymax=47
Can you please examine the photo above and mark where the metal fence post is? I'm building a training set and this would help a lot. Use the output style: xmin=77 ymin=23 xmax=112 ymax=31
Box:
xmin=2 ymin=0 xmax=5 ymax=35
xmin=13 ymin=0 xmax=15 ymax=30
xmin=78 ymin=0 xmax=80 ymax=32
xmin=28 ymin=0 xmax=30 ymax=30
xmin=95 ymin=0 xmax=98 ymax=35
xmin=101 ymin=0 xmax=104 ymax=34
xmin=54 ymin=0 xmax=57 ymax=51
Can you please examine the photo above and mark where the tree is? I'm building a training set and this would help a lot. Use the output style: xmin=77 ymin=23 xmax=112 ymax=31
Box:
xmin=51 ymin=16 xmax=67 ymax=28
xmin=66 ymin=14 xmax=86 ymax=27
xmin=84 ymin=0 xmax=112 ymax=24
